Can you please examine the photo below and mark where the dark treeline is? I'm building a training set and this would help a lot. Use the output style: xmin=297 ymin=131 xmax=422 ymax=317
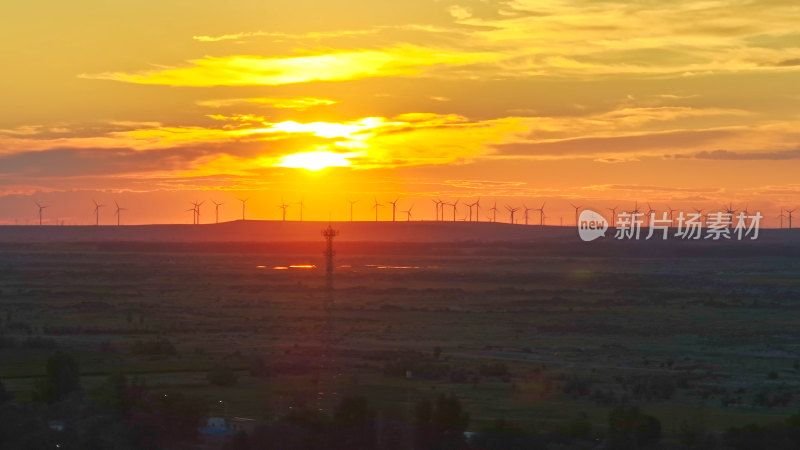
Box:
xmin=2 ymin=352 xmax=800 ymax=449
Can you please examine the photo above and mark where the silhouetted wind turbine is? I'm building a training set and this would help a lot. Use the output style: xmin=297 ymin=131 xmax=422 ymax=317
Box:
xmin=666 ymin=205 xmax=677 ymax=224
xmin=193 ymin=200 xmax=205 ymax=224
xmin=188 ymin=202 xmax=198 ymax=224
xmin=569 ymin=202 xmax=582 ymax=226
xmin=34 ymin=201 xmax=47 ymax=226
xmin=114 ymin=201 xmax=128 ymax=226
xmin=490 ymin=201 xmax=499 ymax=223
xmin=431 ymin=199 xmax=441 ymax=222
xmin=447 ymin=199 xmax=460 ymax=222
xmin=607 ymin=205 xmax=619 ymax=227
xmin=786 ymin=208 xmax=797 ymax=229
xmin=297 ymin=199 xmax=305 ymax=221
xmin=238 ymin=198 xmax=249 ymax=221
xmin=723 ymin=203 xmax=736 ymax=228
xmin=279 ymin=198 xmax=290 ymax=221
xmin=474 ymin=198 xmax=481 ymax=222
xmin=348 ymin=200 xmax=358 ymax=222
xmin=644 ymin=203 xmax=656 ymax=227
xmin=372 ymin=197 xmax=383 ymax=222
xmin=92 ymin=200 xmax=104 ymax=226
xmin=402 ymin=205 xmax=414 ymax=221
xmin=536 ymin=202 xmax=546 ymax=226
xmin=693 ymin=208 xmax=705 ymax=227
xmin=523 ymin=204 xmax=535 ymax=225
xmin=630 ymin=201 xmax=641 ymax=220
xmin=212 ymin=201 xmax=223 ymax=224
xmin=465 ymin=200 xmax=475 ymax=221
xmin=506 ymin=205 xmax=519 ymax=224
xmin=778 ymin=210 xmax=786 ymax=229
xmin=388 ymin=198 xmax=400 ymax=222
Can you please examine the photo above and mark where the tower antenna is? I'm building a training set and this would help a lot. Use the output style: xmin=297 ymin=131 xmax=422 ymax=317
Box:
xmin=319 ymin=222 xmax=340 ymax=411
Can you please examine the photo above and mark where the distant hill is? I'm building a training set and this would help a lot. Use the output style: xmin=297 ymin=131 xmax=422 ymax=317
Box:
xmin=1 ymin=220 xmax=799 ymax=257
xmin=0 ymin=220 xmax=563 ymax=243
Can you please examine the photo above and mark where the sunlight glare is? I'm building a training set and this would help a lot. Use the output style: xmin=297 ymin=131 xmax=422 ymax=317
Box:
xmin=276 ymin=151 xmax=356 ymax=171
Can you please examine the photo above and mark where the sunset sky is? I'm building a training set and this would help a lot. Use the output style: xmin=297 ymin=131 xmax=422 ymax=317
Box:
xmin=2 ymin=0 xmax=800 ymax=225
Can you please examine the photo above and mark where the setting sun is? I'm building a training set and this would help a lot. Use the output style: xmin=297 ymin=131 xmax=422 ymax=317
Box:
xmin=275 ymin=151 xmax=357 ymax=171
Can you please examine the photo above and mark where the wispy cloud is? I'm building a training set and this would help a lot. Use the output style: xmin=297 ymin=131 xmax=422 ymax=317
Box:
xmin=193 ymin=29 xmax=377 ymax=43
xmin=81 ymin=45 xmax=496 ymax=87
xmin=197 ymin=96 xmax=338 ymax=110
xmin=675 ymin=148 xmax=800 ymax=160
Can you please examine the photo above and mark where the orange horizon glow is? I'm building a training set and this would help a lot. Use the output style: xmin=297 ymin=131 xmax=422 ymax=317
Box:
xmin=2 ymin=1 xmax=800 ymax=227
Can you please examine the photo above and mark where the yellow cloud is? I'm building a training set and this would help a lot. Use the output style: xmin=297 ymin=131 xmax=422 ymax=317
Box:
xmin=197 ymin=97 xmax=338 ymax=110
xmin=178 ymin=113 xmax=527 ymax=177
xmin=192 ymin=29 xmax=376 ymax=43
xmin=82 ymin=45 xmax=494 ymax=86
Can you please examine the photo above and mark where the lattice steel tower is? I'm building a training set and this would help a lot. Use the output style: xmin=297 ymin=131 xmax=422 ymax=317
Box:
xmin=318 ymin=223 xmax=339 ymax=411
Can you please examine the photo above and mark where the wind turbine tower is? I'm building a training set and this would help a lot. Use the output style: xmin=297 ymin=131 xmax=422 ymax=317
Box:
xmin=402 ymin=205 xmax=414 ymax=221
xmin=666 ymin=205 xmax=676 ymax=225
xmin=279 ymin=199 xmax=289 ymax=221
xmin=466 ymin=200 xmax=477 ymax=221
xmin=114 ymin=201 xmax=128 ymax=226
xmin=631 ymin=201 xmax=641 ymax=223
xmin=348 ymin=200 xmax=358 ymax=222
xmin=607 ymin=205 xmax=619 ymax=227
xmin=724 ymin=203 xmax=736 ymax=228
xmin=523 ymin=204 xmax=534 ymax=225
xmin=238 ymin=198 xmax=249 ymax=221
xmin=372 ymin=198 xmax=383 ymax=222
xmin=34 ymin=202 xmax=47 ymax=226
xmin=92 ymin=200 xmax=104 ymax=226
xmin=644 ymin=203 xmax=656 ymax=228
xmin=212 ymin=201 xmax=223 ymax=224
xmin=506 ymin=205 xmax=519 ymax=224
xmin=319 ymin=222 xmax=340 ymax=411
xmin=490 ymin=201 xmax=499 ymax=223
xmin=569 ymin=202 xmax=582 ymax=226
xmin=388 ymin=198 xmax=400 ymax=222
xmin=787 ymin=208 xmax=797 ymax=229
xmin=694 ymin=208 xmax=705 ymax=227
xmin=448 ymin=199 xmax=460 ymax=222
xmin=536 ymin=202 xmax=546 ymax=226
xmin=193 ymin=201 xmax=204 ymax=224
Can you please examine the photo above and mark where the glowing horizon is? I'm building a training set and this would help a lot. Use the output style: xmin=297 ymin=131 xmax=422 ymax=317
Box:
xmin=2 ymin=1 xmax=800 ymax=226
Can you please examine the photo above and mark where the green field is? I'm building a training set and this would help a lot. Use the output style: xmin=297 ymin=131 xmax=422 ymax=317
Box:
xmin=1 ymin=242 xmax=799 ymax=446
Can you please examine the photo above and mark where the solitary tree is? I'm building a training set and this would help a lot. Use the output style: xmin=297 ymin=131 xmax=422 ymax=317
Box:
xmin=33 ymin=352 xmax=81 ymax=404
